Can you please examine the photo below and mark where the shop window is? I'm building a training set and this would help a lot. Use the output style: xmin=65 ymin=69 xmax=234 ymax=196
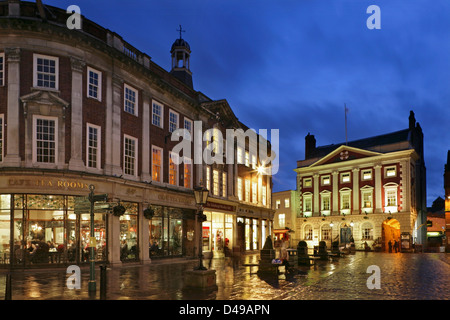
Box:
xmin=362 ymin=222 xmax=374 ymax=240
xmin=119 ymin=202 xmax=139 ymax=262
xmin=322 ymin=225 xmax=331 ymax=240
xmin=149 ymin=206 xmax=183 ymax=257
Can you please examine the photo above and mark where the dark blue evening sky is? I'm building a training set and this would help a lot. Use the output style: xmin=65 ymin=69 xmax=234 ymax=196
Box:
xmin=46 ymin=0 xmax=450 ymax=206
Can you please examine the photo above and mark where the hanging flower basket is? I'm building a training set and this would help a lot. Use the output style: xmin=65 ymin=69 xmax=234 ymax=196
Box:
xmin=113 ymin=205 xmax=126 ymax=216
xmin=143 ymin=207 xmax=154 ymax=219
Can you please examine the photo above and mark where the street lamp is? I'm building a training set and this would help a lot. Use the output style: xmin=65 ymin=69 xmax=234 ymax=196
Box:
xmin=193 ymin=184 xmax=209 ymax=271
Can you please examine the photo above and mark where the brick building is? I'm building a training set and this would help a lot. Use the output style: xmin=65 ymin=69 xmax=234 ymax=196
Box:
xmin=294 ymin=111 xmax=427 ymax=252
xmin=0 ymin=1 xmax=274 ymax=268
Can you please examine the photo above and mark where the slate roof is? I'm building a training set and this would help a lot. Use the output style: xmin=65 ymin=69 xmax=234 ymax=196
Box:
xmin=308 ymin=128 xmax=411 ymax=159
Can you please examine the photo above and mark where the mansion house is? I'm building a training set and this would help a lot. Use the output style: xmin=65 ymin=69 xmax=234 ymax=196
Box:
xmin=294 ymin=111 xmax=427 ymax=252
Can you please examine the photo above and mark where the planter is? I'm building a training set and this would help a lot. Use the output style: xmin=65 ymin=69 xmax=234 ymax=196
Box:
xmin=143 ymin=207 xmax=154 ymax=219
xmin=113 ymin=205 xmax=126 ymax=216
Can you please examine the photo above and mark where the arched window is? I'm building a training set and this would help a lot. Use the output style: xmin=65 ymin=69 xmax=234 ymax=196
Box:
xmin=304 ymin=224 xmax=313 ymax=240
xmin=361 ymin=222 xmax=373 ymax=240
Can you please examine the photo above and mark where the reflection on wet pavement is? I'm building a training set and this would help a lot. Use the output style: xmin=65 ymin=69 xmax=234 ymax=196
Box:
xmin=0 ymin=252 xmax=449 ymax=300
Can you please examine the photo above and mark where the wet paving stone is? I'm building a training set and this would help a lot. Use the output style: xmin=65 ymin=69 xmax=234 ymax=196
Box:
xmin=0 ymin=252 xmax=449 ymax=300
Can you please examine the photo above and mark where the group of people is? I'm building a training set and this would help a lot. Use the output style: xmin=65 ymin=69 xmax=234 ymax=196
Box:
xmin=388 ymin=239 xmax=400 ymax=253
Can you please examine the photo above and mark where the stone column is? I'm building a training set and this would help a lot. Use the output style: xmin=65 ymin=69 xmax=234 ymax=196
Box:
xmin=104 ymin=74 xmax=123 ymax=177
xmin=141 ymin=92 xmax=151 ymax=182
xmin=68 ymin=56 xmax=86 ymax=171
xmin=108 ymin=214 xmax=122 ymax=267
xmin=352 ymin=168 xmax=360 ymax=214
xmin=313 ymin=174 xmax=319 ymax=215
xmin=140 ymin=203 xmax=151 ymax=264
xmin=374 ymin=164 xmax=383 ymax=213
xmin=3 ymin=48 xmax=21 ymax=166
xmin=332 ymin=171 xmax=339 ymax=215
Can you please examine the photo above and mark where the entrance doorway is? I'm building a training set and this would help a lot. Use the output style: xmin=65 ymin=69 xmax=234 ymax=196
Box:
xmin=382 ymin=218 xmax=400 ymax=252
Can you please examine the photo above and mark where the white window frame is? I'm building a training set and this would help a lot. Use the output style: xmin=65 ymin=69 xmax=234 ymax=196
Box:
xmin=362 ymin=169 xmax=373 ymax=181
xmin=302 ymin=193 xmax=313 ymax=216
xmin=339 ymin=188 xmax=351 ymax=215
xmin=321 ymin=175 xmax=331 ymax=186
xmin=205 ymin=166 xmax=211 ymax=191
xmin=304 ymin=224 xmax=313 ymax=240
xmin=184 ymin=118 xmax=193 ymax=140
xmin=237 ymin=147 xmax=244 ymax=164
xmin=183 ymin=157 xmax=192 ymax=189
xmin=87 ymin=66 xmax=102 ymax=101
xmin=361 ymin=222 xmax=374 ymax=240
xmin=212 ymin=169 xmax=219 ymax=196
xmin=33 ymin=54 xmax=59 ymax=90
xmin=285 ymin=198 xmax=290 ymax=208
xmin=151 ymin=145 xmax=163 ymax=183
xmin=385 ymin=166 xmax=397 ymax=178
xmin=361 ymin=186 xmax=374 ymax=214
xmin=275 ymin=200 xmax=281 ymax=209
xmin=245 ymin=179 xmax=251 ymax=202
xmin=320 ymin=191 xmax=331 ymax=215
xmin=0 ymin=52 xmax=4 ymax=86
xmin=262 ymin=185 xmax=267 ymax=206
xmin=341 ymin=172 xmax=351 ymax=183
xmin=123 ymin=135 xmax=138 ymax=177
xmin=303 ymin=177 xmax=312 ymax=188
xmin=237 ymin=177 xmax=243 ymax=201
xmin=278 ymin=213 xmax=286 ymax=229
xmin=152 ymin=100 xmax=163 ymax=128
xmin=384 ymin=183 xmax=398 ymax=213
xmin=0 ymin=114 xmax=3 ymax=161
xmin=86 ymin=123 xmax=101 ymax=170
xmin=252 ymin=181 xmax=257 ymax=204
xmin=33 ymin=115 xmax=58 ymax=164
xmin=124 ymin=84 xmax=138 ymax=116
xmin=168 ymin=151 xmax=179 ymax=186
xmin=222 ymin=172 xmax=227 ymax=198
xmin=169 ymin=109 xmax=179 ymax=133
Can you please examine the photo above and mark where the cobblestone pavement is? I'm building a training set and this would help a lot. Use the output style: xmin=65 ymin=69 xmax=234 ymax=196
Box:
xmin=0 ymin=252 xmax=449 ymax=300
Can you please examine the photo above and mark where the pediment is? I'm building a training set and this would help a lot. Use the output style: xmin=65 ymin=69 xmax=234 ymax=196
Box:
xmin=309 ymin=145 xmax=381 ymax=167
xmin=20 ymin=89 xmax=70 ymax=118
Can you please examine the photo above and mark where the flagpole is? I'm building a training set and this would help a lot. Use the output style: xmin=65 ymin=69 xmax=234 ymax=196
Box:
xmin=345 ymin=104 xmax=348 ymax=145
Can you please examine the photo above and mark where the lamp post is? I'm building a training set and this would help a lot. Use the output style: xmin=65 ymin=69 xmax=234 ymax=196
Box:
xmin=193 ymin=184 xmax=209 ymax=271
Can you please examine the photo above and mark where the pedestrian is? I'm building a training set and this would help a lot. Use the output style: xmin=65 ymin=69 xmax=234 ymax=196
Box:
xmin=388 ymin=240 xmax=392 ymax=253
xmin=394 ymin=240 xmax=399 ymax=253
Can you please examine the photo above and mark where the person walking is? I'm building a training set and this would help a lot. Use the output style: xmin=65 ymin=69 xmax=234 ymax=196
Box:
xmin=388 ymin=240 xmax=392 ymax=253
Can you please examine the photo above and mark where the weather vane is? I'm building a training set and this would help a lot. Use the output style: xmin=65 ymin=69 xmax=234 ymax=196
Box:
xmin=177 ymin=25 xmax=185 ymax=39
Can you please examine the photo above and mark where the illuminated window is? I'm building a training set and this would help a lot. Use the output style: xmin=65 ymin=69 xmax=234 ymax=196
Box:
xmin=262 ymin=186 xmax=267 ymax=206
xmin=213 ymin=169 xmax=219 ymax=196
xmin=251 ymin=154 xmax=257 ymax=169
xmin=184 ymin=157 xmax=192 ymax=189
xmin=321 ymin=175 xmax=331 ymax=185
xmin=361 ymin=222 xmax=374 ymax=240
xmin=222 ymin=172 xmax=227 ymax=197
xmin=321 ymin=193 xmax=330 ymax=212
xmin=237 ymin=178 xmax=243 ymax=201
xmin=303 ymin=194 xmax=312 ymax=213
xmin=362 ymin=169 xmax=372 ymax=180
xmin=304 ymin=225 xmax=313 ymax=240
xmin=275 ymin=200 xmax=281 ymax=209
xmin=152 ymin=146 xmax=162 ymax=182
xmin=278 ymin=213 xmax=285 ymax=229
xmin=237 ymin=147 xmax=244 ymax=164
xmin=385 ymin=166 xmax=397 ymax=177
xmin=362 ymin=190 xmax=373 ymax=208
xmin=252 ymin=181 xmax=257 ymax=204
xmin=245 ymin=179 xmax=250 ymax=202
xmin=0 ymin=114 xmax=3 ymax=162
xmin=169 ymin=152 xmax=178 ymax=185
xmin=205 ymin=166 xmax=211 ymax=191
xmin=341 ymin=172 xmax=351 ymax=183
xmin=245 ymin=151 xmax=250 ymax=167
xmin=303 ymin=178 xmax=312 ymax=188
xmin=285 ymin=198 xmax=290 ymax=208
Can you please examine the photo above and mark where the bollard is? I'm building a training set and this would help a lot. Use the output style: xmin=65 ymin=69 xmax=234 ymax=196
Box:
xmin=100 ymin=265 xmax=107 ymax=300
xmin=5 ymin=273 xmax=11 ymax=300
